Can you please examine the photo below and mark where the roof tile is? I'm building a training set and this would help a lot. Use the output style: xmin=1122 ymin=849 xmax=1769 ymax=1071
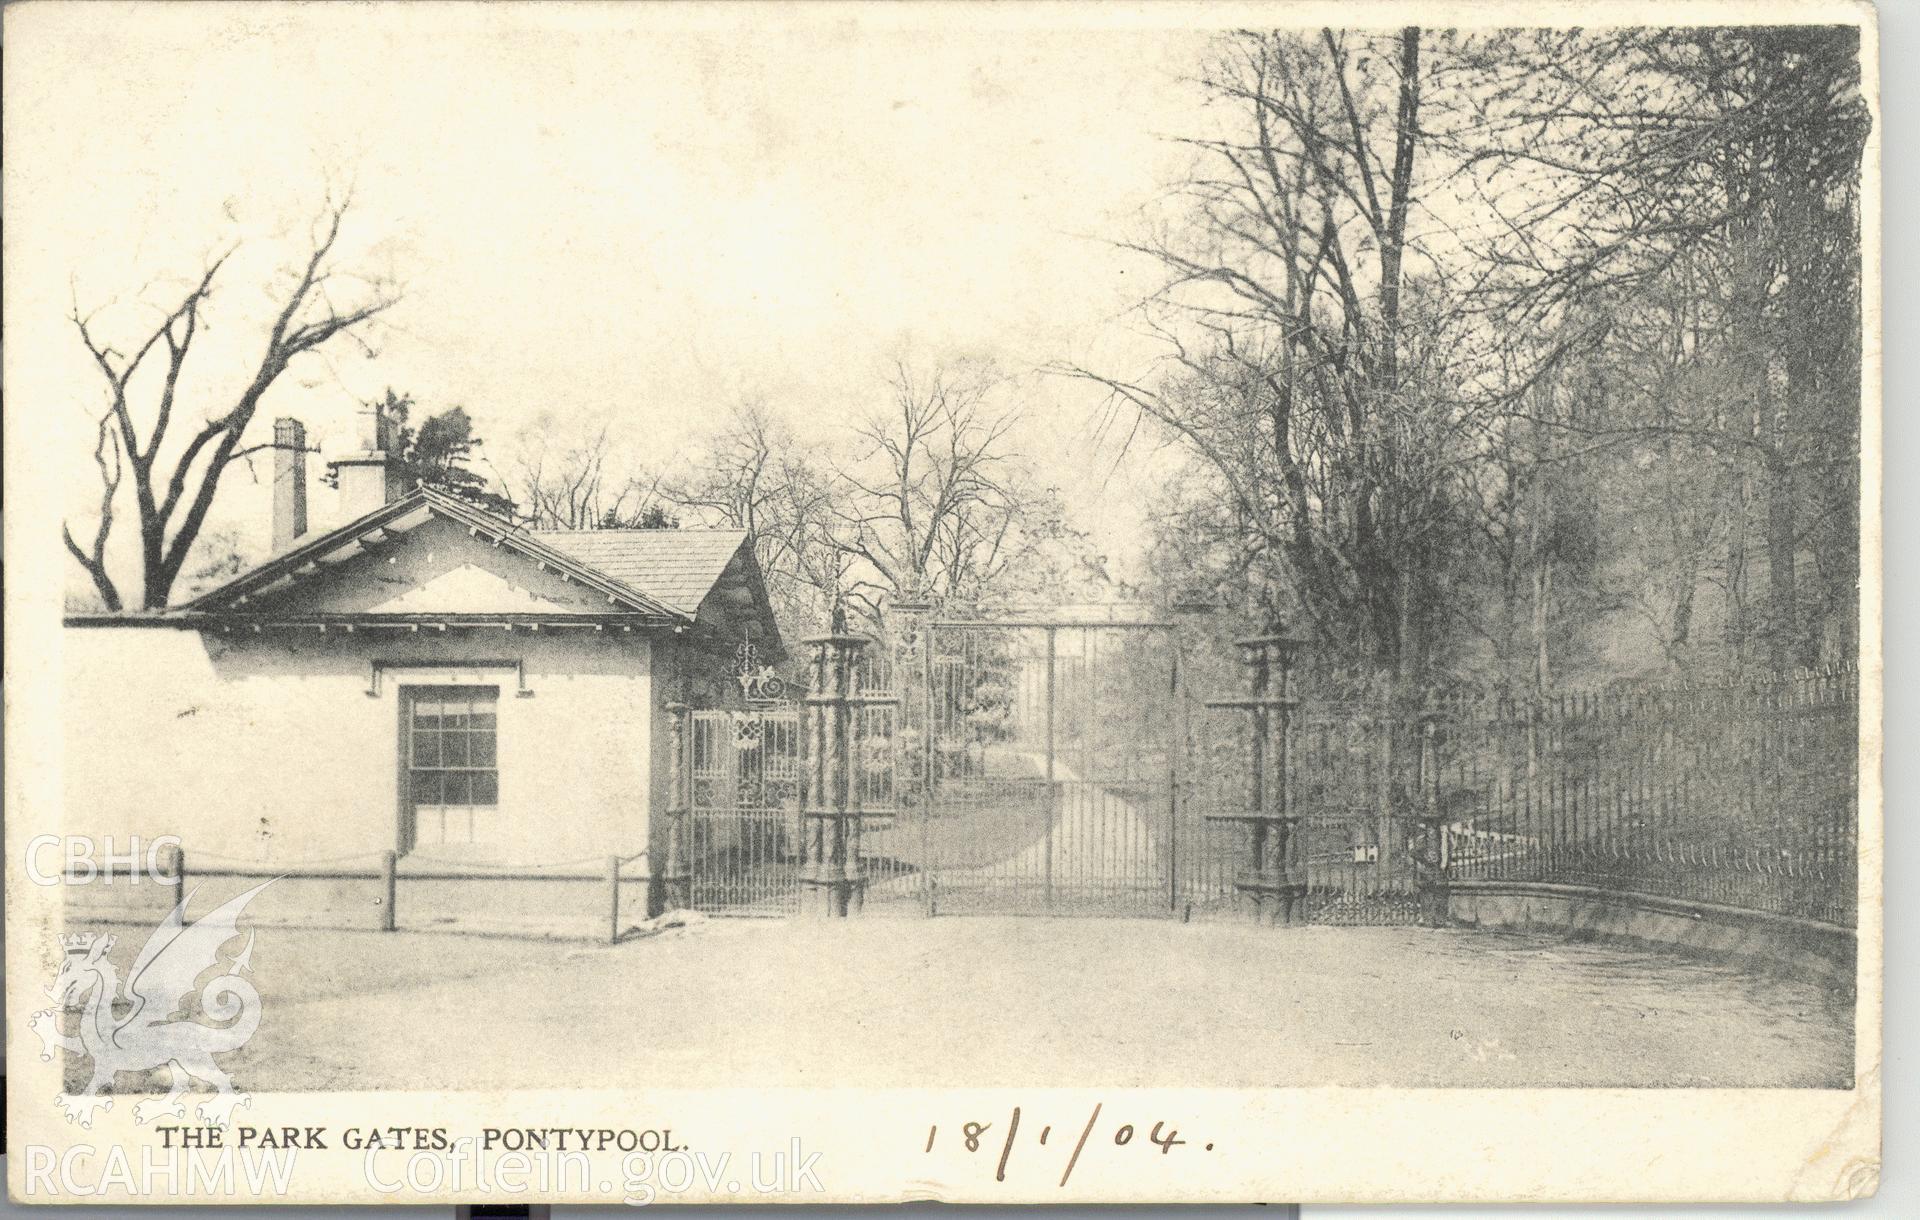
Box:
xmin=532 ymin=529 xmax=749 ymax=615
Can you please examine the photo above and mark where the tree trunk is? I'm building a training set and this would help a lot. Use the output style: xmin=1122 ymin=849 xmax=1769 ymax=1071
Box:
xmin=1724 ymin=463 xmax=1751 ymax=672
xmin=1765 ymin=455 xmax=1801 ymax=672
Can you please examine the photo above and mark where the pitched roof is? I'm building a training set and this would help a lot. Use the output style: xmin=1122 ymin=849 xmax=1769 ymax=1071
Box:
xmin=532 ymin=529 xmax=750 ymax=616
xmin=181 ymin=487 xmax=684 ymax=621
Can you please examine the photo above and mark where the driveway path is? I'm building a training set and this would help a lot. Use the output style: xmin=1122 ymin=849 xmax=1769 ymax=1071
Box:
xmin=223 ymin=918 xmax=1852 ymax=1092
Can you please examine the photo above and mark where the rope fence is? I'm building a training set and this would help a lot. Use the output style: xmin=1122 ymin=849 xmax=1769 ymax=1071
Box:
xmin=68 ymin=843 xmax=655 ymax=944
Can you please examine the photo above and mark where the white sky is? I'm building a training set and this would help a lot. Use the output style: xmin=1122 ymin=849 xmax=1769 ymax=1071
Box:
xmin=7 ymin=3 xmax=1214 ymax=595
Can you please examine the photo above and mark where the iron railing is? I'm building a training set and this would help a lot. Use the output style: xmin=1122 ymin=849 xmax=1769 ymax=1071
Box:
xmin=687 ymin=621 xmax=1859 ymax=930
xmin=1436 ymin=668 xmax=1859 ymax=926
xmin=1177 ymin=665 xmax=1858 ymax=927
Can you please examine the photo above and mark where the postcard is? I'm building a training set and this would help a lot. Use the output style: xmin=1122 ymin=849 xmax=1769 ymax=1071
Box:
xmin=4 ymin=0 xmax=1880 ymax=1205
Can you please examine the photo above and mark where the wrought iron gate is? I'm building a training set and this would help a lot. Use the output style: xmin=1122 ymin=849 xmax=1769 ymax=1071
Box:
xmin=862 ymin=620 xmax=1183 ymax=916
xmin=688 ymin=708 xmax=803 ymax=915
xmin=683 ymin=615 xmax=1438 ymax=925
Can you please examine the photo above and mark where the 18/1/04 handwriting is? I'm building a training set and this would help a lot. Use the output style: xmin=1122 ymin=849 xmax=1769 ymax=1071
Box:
xmin=924 ymin=1103 xmax=1215 ymax=1187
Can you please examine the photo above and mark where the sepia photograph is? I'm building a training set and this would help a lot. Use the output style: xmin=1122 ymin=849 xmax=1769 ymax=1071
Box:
xmin=4 ymin=0 xmax=1880 ymax=1205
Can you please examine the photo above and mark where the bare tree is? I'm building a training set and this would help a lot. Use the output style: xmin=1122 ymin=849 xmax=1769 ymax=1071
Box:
xmin=1077 ymin=26 xmax=1864 ymax=688
xmin=63 ymin=192 xmax=401 ymax=609
xmin=827 ymin=357 xmax=1067 ymax=624
xmin=1459 ymin=27 xmax=1868 ymax=674
xmin=1063 ymin=28 xmax=1483 ymax=680
xmin=666 ymin=399 xmax=846 ymax=635
xmin=662 ymin=375 xmax=1082 ymax=635
xmin=513 ymin=420 xmax=673 ymax=530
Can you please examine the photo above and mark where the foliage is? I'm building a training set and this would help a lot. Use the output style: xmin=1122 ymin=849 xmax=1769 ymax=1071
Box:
xmin=371 ymin=390 xmax=518 ymax=518
xmin=1077 ymin=26 xmax=1866 ymax=689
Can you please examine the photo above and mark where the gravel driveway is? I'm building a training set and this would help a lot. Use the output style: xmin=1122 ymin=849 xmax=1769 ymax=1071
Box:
xmin=220 ymin=917 xmax=1853 ymax=1092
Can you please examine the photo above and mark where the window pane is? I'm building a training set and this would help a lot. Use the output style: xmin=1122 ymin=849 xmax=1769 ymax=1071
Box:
xmin=403 ymin=688 xmax=500 ymax=845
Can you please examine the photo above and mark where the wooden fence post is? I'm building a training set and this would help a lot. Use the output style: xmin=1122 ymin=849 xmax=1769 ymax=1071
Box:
xmin=381 ymin=851 xmax=398 ymax=932
xmin=607 ymin=855 xmax=623 ymax=944
xmin=171 ymin=843 xmax=187 ymax=912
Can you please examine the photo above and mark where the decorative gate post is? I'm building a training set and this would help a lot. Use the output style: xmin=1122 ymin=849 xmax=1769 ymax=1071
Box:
xmin=657 ymin=701 xmax=694 ymax=914
xmin=1412 ymin=691 xmax=1449 ymax=925
xmin=800 ymin=611 xmax=876 ymax=916
xmin=890 ymin=583 xmax=933 ymax=813
xmin=1206 ymin=621 xmax=1307 ymax=925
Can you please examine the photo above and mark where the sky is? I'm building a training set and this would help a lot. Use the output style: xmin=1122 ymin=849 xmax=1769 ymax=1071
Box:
xmin=7 ymin=3 xmax=1217 ymax=599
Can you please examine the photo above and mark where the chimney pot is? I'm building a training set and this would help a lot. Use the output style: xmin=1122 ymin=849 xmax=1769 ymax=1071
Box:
xmin=272 ymin=418 xmax=309 ymax=550
xmin=329 ymin=402 xmax=407 ymax=522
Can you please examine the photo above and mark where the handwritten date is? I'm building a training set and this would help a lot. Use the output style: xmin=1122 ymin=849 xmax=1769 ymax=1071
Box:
xmin=924 ymin=1103 xmax=1214 ymax=1186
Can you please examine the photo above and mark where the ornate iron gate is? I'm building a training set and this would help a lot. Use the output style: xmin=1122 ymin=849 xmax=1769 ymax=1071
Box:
xmin=683 ymin=612 xmax=1439 ymax=926
xmin=687 ymin=708 xmax=803 ymax=915
xmin=862 ymin=619 xmax=1183 ymax=916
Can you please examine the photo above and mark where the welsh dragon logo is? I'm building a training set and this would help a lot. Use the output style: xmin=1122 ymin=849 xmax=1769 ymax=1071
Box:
xmin=29 ymin=880 xmax=272 ymax=1129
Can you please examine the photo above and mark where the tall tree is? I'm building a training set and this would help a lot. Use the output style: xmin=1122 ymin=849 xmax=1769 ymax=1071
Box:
xmin=828 ymin=356 xmax=1076 ymax=624
xmin=1459 ymin=27 xmax=1868 ymax=674
xmin=1106 ymin=26 xmax=1866 ymax=687
xmin=666 ymin=399 xmax=845 ymax=637
xmin=63 ymin=193 xmax=401 ymax=610
xmin=1066 ymin=28 xmax=1482 ymax=681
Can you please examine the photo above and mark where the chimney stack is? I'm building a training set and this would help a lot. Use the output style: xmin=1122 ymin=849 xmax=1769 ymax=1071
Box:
xmin=328 ymin=401 xmax=408 ymax=523
xmin=272 ymin=418 xmax=308 ymax=550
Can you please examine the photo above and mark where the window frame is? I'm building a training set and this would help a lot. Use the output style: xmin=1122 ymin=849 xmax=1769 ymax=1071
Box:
xmin=397 ymin=684 xmax=502 ymax=853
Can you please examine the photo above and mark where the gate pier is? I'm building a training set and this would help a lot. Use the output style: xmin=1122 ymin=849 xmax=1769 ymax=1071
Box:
xmin=657 ymin=700 xmax=694 ymax=914
xmin=1413 ymin=694 xmax=1449 ymax=925
xmin=1206 ymin=624 xmax=1307 ymax=925
xmin=799 ymin=622 xmax=883 ymax=916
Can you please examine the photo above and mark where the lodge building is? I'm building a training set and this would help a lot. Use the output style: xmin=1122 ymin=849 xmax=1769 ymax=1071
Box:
xmin=61 ymin=410 xmax=782 ymax=933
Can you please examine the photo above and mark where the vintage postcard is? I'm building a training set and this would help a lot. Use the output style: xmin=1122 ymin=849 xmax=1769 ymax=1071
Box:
xmin=4 ymin=0 xmax=1880 ymax=1205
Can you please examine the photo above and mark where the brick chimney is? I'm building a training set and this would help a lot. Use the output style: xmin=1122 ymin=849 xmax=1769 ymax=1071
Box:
xmin=272 ymin=418 xmax=309 ymax=550
xmin=328 ymin=402 xmax=408 ymax=522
